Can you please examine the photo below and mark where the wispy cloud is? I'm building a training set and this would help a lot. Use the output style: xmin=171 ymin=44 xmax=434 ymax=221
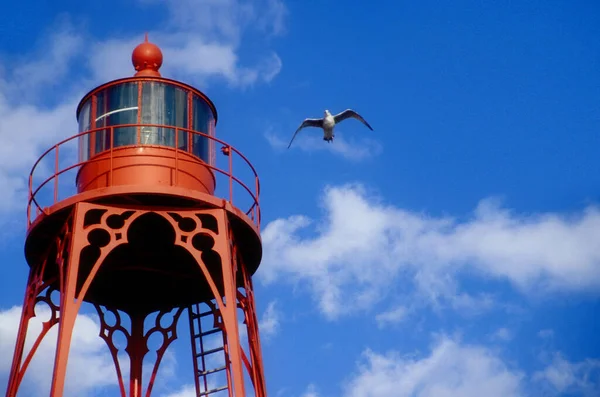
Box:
xmin=538 ymin=329 xmax=555 ymax=339
xmin=343 ymin=336 xmax=524 ymax=397
xmin=490 ymin=327 xmax=513 ymax=342
xmin=303 ymin=334 xmax=600 ymax=397
xmin=301 ymin=384 xmax=320 ymax=397
xmin=533 ymin=353 xmax=600 ymax=396
xmin=259 ymin=300 xmax=281 ymax=339
xmin=89 ymin=0 xmax=286 ymax=87
xmin=375 ymin=305 xmax=408 ymax=328
xmin=162 ymin=384 xmax=200 ymax=397
xmin=338 ymin=334 xmax=600 ymax=397
xmin=265 ymin=129 xmax=382 ymax=161
xmin=260 ymin=184 xmax=600 ymax=319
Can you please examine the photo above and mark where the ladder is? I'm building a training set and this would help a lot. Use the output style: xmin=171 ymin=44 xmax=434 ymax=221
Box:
xmin=188 ymin=302 xmax=231 ymax=397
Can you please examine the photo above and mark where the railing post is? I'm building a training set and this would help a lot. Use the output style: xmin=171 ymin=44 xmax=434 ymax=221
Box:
xmin=27 ymin=175 xmax=32 ymax=227
xmin=229 ymin=145 xmax=233 ymax=204
xmin=255 ymin=176 xmax=259 ymax=225
xmin=53 ymin=145 xmax=59 ymax=203
xmin=174 ymin=128 xmax=179 ymax=186
xmin=110 ymin=127 xmax=114 ymax=186
xmin=25 ymin=124 xmax=263 ymax=230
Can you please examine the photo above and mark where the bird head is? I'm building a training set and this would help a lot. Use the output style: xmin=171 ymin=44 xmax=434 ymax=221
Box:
xmin=324 ymin=109 xmax=331 ymax=116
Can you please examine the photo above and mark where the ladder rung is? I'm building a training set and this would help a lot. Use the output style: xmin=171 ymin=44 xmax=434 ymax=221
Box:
xmin=200 ymin=385 xmax=228 ymax=396
xmin=198 ymin=365 xmax=227 ymax=376
xmin=200 ymin=328 xmax=221 ymax=337
xmin=195 ymin=346 xmax=224 ymax=357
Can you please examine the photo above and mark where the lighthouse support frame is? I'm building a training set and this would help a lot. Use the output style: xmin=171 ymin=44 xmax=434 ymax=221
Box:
xmin=5 ymin=202 xmax=266 ymax=397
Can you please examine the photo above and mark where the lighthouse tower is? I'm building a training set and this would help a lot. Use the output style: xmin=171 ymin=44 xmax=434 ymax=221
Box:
xmin=6 ymin=36 xmax=266 ymax=397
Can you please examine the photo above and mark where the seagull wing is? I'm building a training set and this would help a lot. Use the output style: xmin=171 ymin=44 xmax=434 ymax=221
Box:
xmin=287 ymin=118 xmax=324 ymax=149
xmin=333 ymin=109 xmax=373 ymax=131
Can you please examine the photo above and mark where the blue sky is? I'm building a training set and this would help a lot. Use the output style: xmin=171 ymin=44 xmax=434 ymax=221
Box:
xmin=1 ymin=0 xmax=600 ymax=396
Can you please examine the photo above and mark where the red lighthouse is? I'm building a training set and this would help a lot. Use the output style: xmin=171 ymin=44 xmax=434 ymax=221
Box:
xmin=6 ymin=36 xmax=266 ymax=397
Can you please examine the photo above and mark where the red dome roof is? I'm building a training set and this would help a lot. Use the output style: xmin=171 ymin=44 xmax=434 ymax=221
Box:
xmin=132 ymin=33 xmax=163 ymax=77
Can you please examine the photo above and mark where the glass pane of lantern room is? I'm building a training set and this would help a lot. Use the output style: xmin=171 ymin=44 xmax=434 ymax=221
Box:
xmin=192 ymin=95 xmax=214 ymax=163
xmin=140 ymin=82 xmax=188 ymax=149
xmin=78 ymin=99 xmax=91 ymax=162
xmin=94 ymin=82 xmax=139 ymax=156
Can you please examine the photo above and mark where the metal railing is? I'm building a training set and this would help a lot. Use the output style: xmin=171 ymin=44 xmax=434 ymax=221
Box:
xmin=27 ymin=124 xmax=261 ymax=229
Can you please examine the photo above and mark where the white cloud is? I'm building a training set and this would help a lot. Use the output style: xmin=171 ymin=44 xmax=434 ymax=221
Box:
xmin=490 ymin=327 xmax=513 ymax=342
xmin=0 ymin=0 xmax=286 ymax=216
xmin=265 ymin=129 xmax=382 ymax=161
xmin=0 ymin=306 xmax=116 ymax=396
xmin=128 ymin=0 xmax=286 ymax=87
xmin=142 ymin=0 xmax=287 ymax=42
xmin=258 ymin=0 xmax=288 ymax=36
xmin=89 ymin=34 xmax=282 ymax=89
xmin=2 ymin=20 xmax=84 ymax=101
xmin=0 ymin=22 xmax=82 ymax=218
xmin=538 ymin=329 xmax=554 ymax=339
xmin=0 ymin=97 xmax=78 ymax=209
xmin=450 ymin=292 xmax=495 ymax=314
xmin=260 ymin=184 xmax=600 ymax=318
xmin=259 ymin=300 xmax=281 ymax=339
xmin=160 ymin=39 xmax=282 ymax=88
xmin=533 ymin=353 xmax=600 ymax=396
xmin=375 ymin=305 xmax=408 ymax=328
xmin=162 ymin=383 xmax=197 ymax=397
xmin=292 ymin=336 xmax=600 ymax=397
xmin=343 ymin=336 xmax=524 ymax=397
xmin=301 ymin=383 xmax=320 ymax=397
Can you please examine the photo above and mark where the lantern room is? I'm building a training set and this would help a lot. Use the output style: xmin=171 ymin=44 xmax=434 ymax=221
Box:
xmin=74 ymin=36 xmax=218 ymax=195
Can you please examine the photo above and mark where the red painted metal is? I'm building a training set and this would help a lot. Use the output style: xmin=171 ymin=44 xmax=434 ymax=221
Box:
xmin=6 ymin=38 xmax=267 ymax=397
xmin=26 ymin=124 xmax=261 ymax=229
xmin=132 ymin=34 xmax=163 ymax=77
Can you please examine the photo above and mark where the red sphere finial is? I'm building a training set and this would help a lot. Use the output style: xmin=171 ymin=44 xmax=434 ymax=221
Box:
xmin=132 ymin=33 xmax=163 ymax=77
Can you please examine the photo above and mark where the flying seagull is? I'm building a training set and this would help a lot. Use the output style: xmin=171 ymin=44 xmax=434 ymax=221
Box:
xmin=287 ymin=109 xmax=373 ymax=149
